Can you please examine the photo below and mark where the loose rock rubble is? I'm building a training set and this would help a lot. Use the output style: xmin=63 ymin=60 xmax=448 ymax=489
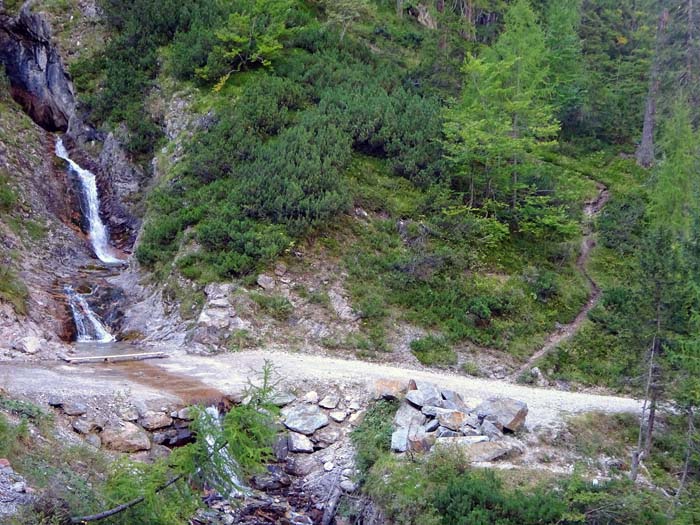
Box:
xmin=389 ymin=379 xmax=528 ymax=463
xmin=0 ymin=458 xmax=33 ymax=519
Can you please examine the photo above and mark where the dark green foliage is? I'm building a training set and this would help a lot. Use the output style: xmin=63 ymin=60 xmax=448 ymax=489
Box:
xmin=434 ymin=470 xmax=566 ymax=525
xmin=410 ymin=336 xmax=457 ymax=367
xmin=251 ymin=293 xmax=294 ymax=321
xmin=350 ymin=399 xmax=399 ymax=477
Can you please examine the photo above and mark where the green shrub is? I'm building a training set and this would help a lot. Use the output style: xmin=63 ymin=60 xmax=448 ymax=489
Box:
xmin=251 ymin=293 xmax=294 ymax=321
xmin=433 ymin=470 xmax=566 ymax=525
xmin=410 ymin=336 xmax=457 ymax=367
xmin=0 ymin=264 xmax=28 ymax=315
xmin=351 ymin=399 xmax=399 ymax=477
xmin=0 ymin=172 xmax=17 ymax=212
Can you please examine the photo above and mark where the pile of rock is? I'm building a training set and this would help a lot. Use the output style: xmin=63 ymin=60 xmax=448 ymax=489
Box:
xmin=50 ymin=398 xmax=193 ymax=458
xmin=0 ymin=458 xmax=33 ymax=520
xmin=389 ymin=380 xmax=528 ymax=462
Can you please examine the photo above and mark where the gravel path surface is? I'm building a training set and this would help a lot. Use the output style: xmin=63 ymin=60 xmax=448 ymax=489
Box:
xmin=1 ymin=348 xmax=641 ymax=430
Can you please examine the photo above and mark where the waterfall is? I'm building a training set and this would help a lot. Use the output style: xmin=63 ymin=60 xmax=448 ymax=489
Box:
xmin=203 ymin=406 xmax=246 ymax=497
xmin=55 ymin=138 xmax=123 ymax=264
xmin=64 ymin=285 xmax=115 ymax=343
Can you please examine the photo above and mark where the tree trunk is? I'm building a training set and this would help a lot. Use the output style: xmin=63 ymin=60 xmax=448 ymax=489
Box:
xmin=673 ymin=408 xmax=695 ymax=509
xmin=631 ymin=335 xmax=657 ymax=482
xmin=689 ymin=0 xmax=696 ymax=87
xmin=636 ymin=9 xmax=669 ymax=168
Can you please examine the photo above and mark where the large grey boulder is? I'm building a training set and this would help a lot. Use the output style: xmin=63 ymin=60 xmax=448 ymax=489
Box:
xmin=283 ymin=405 xmax=329 ymax=435
xmin=407 ymin=380 xmax=442 ymax=407
xmin=476 ymin=398 xmax=528 ymax=432
xmin=101 ymin=422 xmax=151 ymax=453
xmin=288 ymin=432 xmax=314 ymax=453
xmin=138 ymin=411 xmax=173 ymax=431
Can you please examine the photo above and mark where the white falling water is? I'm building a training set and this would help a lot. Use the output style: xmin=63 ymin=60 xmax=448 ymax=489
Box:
xmin=64 ymin=285 xmax=115 ymax=343
xmin=55 ymin=138 xmax=123 ymax=264
xmin=203 ymin=406 xmax=246 ymax=497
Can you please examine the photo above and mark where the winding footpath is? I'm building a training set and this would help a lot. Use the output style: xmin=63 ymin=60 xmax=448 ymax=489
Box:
xmin=511 ymin=182 xmax=610 ymax=380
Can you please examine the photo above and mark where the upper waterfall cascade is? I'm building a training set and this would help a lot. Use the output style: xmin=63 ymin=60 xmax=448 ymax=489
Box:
xmin=55 ymin=137 xmax=122 ymax=264
xmin=64 ymin=285 xmax=115 ymax=343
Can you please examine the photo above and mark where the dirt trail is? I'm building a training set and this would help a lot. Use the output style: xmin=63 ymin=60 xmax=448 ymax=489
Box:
xmin=512 ymin=183 xmax=610 ymax=379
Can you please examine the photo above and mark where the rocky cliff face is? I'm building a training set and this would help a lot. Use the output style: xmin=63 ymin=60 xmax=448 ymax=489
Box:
xmin=0 ymin=4 xmax=76 ymax=131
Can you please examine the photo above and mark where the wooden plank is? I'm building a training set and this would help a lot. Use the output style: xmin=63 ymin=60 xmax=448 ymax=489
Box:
xmin=59 ymin=352 xmax=168 ymax=364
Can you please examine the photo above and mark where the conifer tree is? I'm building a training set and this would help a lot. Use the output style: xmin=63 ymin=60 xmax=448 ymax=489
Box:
xmin=444 ymin=0 xmax=559 ymax=210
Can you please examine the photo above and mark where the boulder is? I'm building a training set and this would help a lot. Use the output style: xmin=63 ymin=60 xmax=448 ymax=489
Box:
xmin=436 ymin=427 xmax=462 ymax=438
xmin=393 ymin=403 xmax=426 ymax=430
xmin=284 ymin=455 xmax=318 ymax=477
xmin=176 ymin=407 xmax=194 ymax=420
xmin=270 ymin=392 xmax=296 ymax=407
xmin=434 ymin=436 xmax=488 ymax=450
xmin=328 ymin=290 xmax=358 ymax=321
xmin=437 ymin=410 xmax=468 ymax=431
xmin=283 ymin=405 xmax=329 ymax=435
xmin=13 ymin=336 xmax=42 ymax=354
xmin=463 ymin=441 xmax=512 ymax=462
xmin=101 ymin=422 xmax=151 ymax=453
xmin=424 ymin=419 xmax=439 ymax=432
xmin=252 ymin=466 xmax=291 ymax=491
xmin=257 ymin=274 xmax=275 ymax=290
xmin=62 ymin=402 xmax=88 ymax=416
xmin=480 ymin=420 xmax=503 ymax=440
xmin=319 ymin=393 xmax=340 ymax=409
xmin=476 ymin=398 xmax=528 ymax=432
xmin=313 ymin=426 xmax=341 ymax=448
xmin=288 ymin=432 xmax=314 ymax=453
xmin=85 ymin=434 xmax=101 ymax=449
xmin=72 ymin=416 xmax=102 ymax=434
xmin=329 ymin=410 xmax=347 ymax=423
xmin=408 ymin=428 xmax=436 ymax=453
xmin=139 ymin=411 xmax=173 ymax=431
xmin=303 ymin=391 xmax=319 ymax=404
xmin=373 ymin=379 xmax=407 ymax=400
xmin=119 ymin=406 xmax=139 ymax=422
xmin=273 ymin=434 xmax=289 ymax=461
xmin=407 ymin=380 xmax=442 ymax=407
xmin=391 ymin=427 xmax=410 ymax=452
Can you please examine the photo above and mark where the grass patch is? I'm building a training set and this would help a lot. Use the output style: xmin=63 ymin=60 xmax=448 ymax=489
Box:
xmin=566 ymin=412 xmax=637 ymax=458
xmin=0 ymin=264 xmax=28 ymax=315
xmin=410 ymin=335 xmax=457 ymax=367
xmin=251 ymin=293 xmax=294 ymax=321
xmin=351 ymin=399 xmax=399 ymax=478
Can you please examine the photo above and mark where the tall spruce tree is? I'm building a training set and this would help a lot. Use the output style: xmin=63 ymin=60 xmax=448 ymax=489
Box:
xmin=443 ymin=0 xmax=559 ymax=210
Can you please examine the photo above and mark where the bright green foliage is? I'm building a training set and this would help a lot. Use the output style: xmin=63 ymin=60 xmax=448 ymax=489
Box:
xmin=544 ymin=0 xmax=587 ymax=129
xmin=434 ymin=470 xmax=566 ymax=525
xmin=251 ymin=293 xmax=294 ymax=321
xmin=651 ymin=100 xmax=699 ymax=238
xmin=0 ymin=171 xmax=17 ymax=212
xmin=195 ymin=0 xmax=294 ymax=86
xmin=444 ymin=0 xmax=559 ymax=211
xmin=323 ymin=0 xmax=375 ymax=41
xmin=409 ymin=335 xmax=457 ymax=366
xmin=351 ymin=399 xmax=399 ymax=477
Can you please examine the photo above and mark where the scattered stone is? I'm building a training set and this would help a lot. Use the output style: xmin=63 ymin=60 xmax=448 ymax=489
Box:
xmin=0 ymin=459 xmax=10 ymax=468
xmin=407 ymin=380 xmax=442 ymax=407
xmin=14 ymin=336 xmax=42 ymax=354
xmin=257 ymin=274 xmax=275 ymax=290
xmin=437 ymin=410 xmax=468 ymax=431
xmin=303 ymin=391 xmax=319 ymax=404
xmin=434 ymin=436 xmax=489 ymax=450
xmin=348 ymin=411 xmax=364 ymax=425
xmin=328 ymin=290 xmax=358 ymax=321
xmin=476 ymin=398 xmax=528 ymax=432
xmin=329 ymin=410 xmax=347 ymax=423
xmin=176 ymin=407 xmax=194 ymax=420
xmin=436 ymin=427 xmax=462 ymax=438
xmin=421 ymin=405 xmax=439 ymax=417
xmin=271 ymin=392 xmax=296 ymax=407
xmin=101 ymin=422 xmax=151 ymax=453
xmin=284 ymin=456 xmax=317 ymax=477
xmin=139 ymin=411 xmax=173 ymax=431
xmin=391 ymin=427 xmax=410 ymax=453
xmin=252 ymin=466 xmax=291 ymax=491
xmin=288 ymin=432 xmax=314 ymax=453
xmin=464 ymin=441 xmax=512 ymax=462
xmin=313 ymin=426 xmax=341 ymax=448
xmin=284 ymin=405 xmax=329 ymax=435
xmin=408 ymin=428 xmax=436 ymax=453
xmin=323 ymin=462 xmax=334 ymax=472
xmin=274 ymin=263 xmax=288 ymax=277
xmin=150 ymin=444 xmax=172 ymax=460
xmin=119 ymin=406 xmax=139 ymax=422
xmin=373 ymin=379 xmax=406 ymax=400
xmin=393 ymin=403 xmax=426 ymax=430
xmin=480 ymin=420 xmax=503 ymax=440
xmin=347 ymin=400 xmax=361 ymax=411
xmin=62 ymin=402 xmax=88 ymax=416
xmin=72 ymin=416 xmax=101 ymax=434
xmin=85 ymin=434 xmax=101 ymax=449
xmin=424 ymin=419 xmax=440 ymax=432
xmin=340 ymin=480 xmax=357 ymax=492
xmin=319 ymin=393 xmax=340 ymax=409
xmin=273 ymin=434 xmax=289 ymax=461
